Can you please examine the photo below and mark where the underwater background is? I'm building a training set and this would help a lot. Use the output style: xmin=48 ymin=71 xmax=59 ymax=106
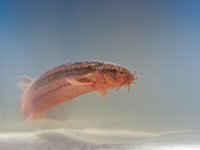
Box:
xmin=0 ymin=0 xmax=200 ymax=149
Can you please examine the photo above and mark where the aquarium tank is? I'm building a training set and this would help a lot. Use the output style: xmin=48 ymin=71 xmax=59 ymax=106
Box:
xmin=0 ymin=0 xmax=200 ymax=149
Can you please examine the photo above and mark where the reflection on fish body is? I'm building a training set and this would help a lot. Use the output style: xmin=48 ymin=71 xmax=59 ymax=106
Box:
xmin=18 ymin=61 xmax=137 ymax=119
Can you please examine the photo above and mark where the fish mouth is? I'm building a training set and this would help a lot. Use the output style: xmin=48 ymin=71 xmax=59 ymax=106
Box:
xmin=115 ymin=71 xmax=138 ymax=91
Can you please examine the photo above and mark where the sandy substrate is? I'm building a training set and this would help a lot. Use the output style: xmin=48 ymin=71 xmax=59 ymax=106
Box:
xmin=0 ymin=129 xmax=200 ymax=150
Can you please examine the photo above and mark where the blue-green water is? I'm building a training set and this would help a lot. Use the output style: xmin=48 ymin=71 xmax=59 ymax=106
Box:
xmin=0 ymin=0 xmax=200 ymax=148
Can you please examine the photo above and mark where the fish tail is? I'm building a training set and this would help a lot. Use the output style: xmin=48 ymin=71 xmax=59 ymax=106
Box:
xmin=16 ymin=76 xmax=33 ymax=91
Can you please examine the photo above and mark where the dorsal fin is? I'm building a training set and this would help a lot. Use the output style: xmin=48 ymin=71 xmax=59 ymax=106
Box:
xmin=16 ymin=76 xmax=33 ymax=91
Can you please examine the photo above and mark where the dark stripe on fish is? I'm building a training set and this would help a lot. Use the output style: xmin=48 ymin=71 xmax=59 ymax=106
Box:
xmin=31 ymin=82 xmax=71 ymax=108
xmin=31 ymin=61 xmax=104 ymax=91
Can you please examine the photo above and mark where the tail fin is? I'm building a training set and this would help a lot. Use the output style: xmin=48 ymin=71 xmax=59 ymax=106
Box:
xmin=16 ymin=76 xmax=33 ymax=91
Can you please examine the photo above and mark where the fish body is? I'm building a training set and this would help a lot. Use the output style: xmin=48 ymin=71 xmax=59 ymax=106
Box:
xmin=18 ymin=61 xmax=137 ymax=119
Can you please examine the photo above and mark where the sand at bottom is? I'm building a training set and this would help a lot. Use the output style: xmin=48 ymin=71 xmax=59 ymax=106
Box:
xmin=0 ymin=129 xmax=200 ymax=150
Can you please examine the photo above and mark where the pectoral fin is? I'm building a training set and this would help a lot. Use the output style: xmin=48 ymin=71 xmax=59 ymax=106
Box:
xmin=66 ymin=78 xmax=93 ymax=86
xmin=97 ymin=88 xmax=108 ymax=96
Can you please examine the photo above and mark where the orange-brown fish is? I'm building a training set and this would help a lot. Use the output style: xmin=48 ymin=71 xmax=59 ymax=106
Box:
xmin=17 ymin=61 xmax=137 ymax=119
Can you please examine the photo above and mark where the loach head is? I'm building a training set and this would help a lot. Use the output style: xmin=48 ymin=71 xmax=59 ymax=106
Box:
xmin=95 ymin=63 xmax=137 ymax=90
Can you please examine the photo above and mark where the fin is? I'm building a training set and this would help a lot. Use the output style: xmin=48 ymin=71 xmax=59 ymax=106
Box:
xmin=46 ymin=102 xmax=73 ymax=121
xmin=97 ymin=88 xmax=108 ymax=96
xmin=115 ymin=86 xmax=122 ymax=90
xmin=26 ymin=113 xmax=45 ymax=120
xmin=16 ymin=76 xmax=32 ymax=91
xmin=26 ymin=114 xmax=35 ymax=121
xmin=66 ymin=78 xmax=93 ymax=86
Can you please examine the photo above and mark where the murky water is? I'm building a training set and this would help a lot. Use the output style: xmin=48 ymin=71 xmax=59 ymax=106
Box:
xmin=0 ymin=0 xmax=200 ymax=149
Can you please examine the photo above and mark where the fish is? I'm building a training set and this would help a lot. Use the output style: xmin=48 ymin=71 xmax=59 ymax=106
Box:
xmin=17 ymin=61 xmax=137 ymax=120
